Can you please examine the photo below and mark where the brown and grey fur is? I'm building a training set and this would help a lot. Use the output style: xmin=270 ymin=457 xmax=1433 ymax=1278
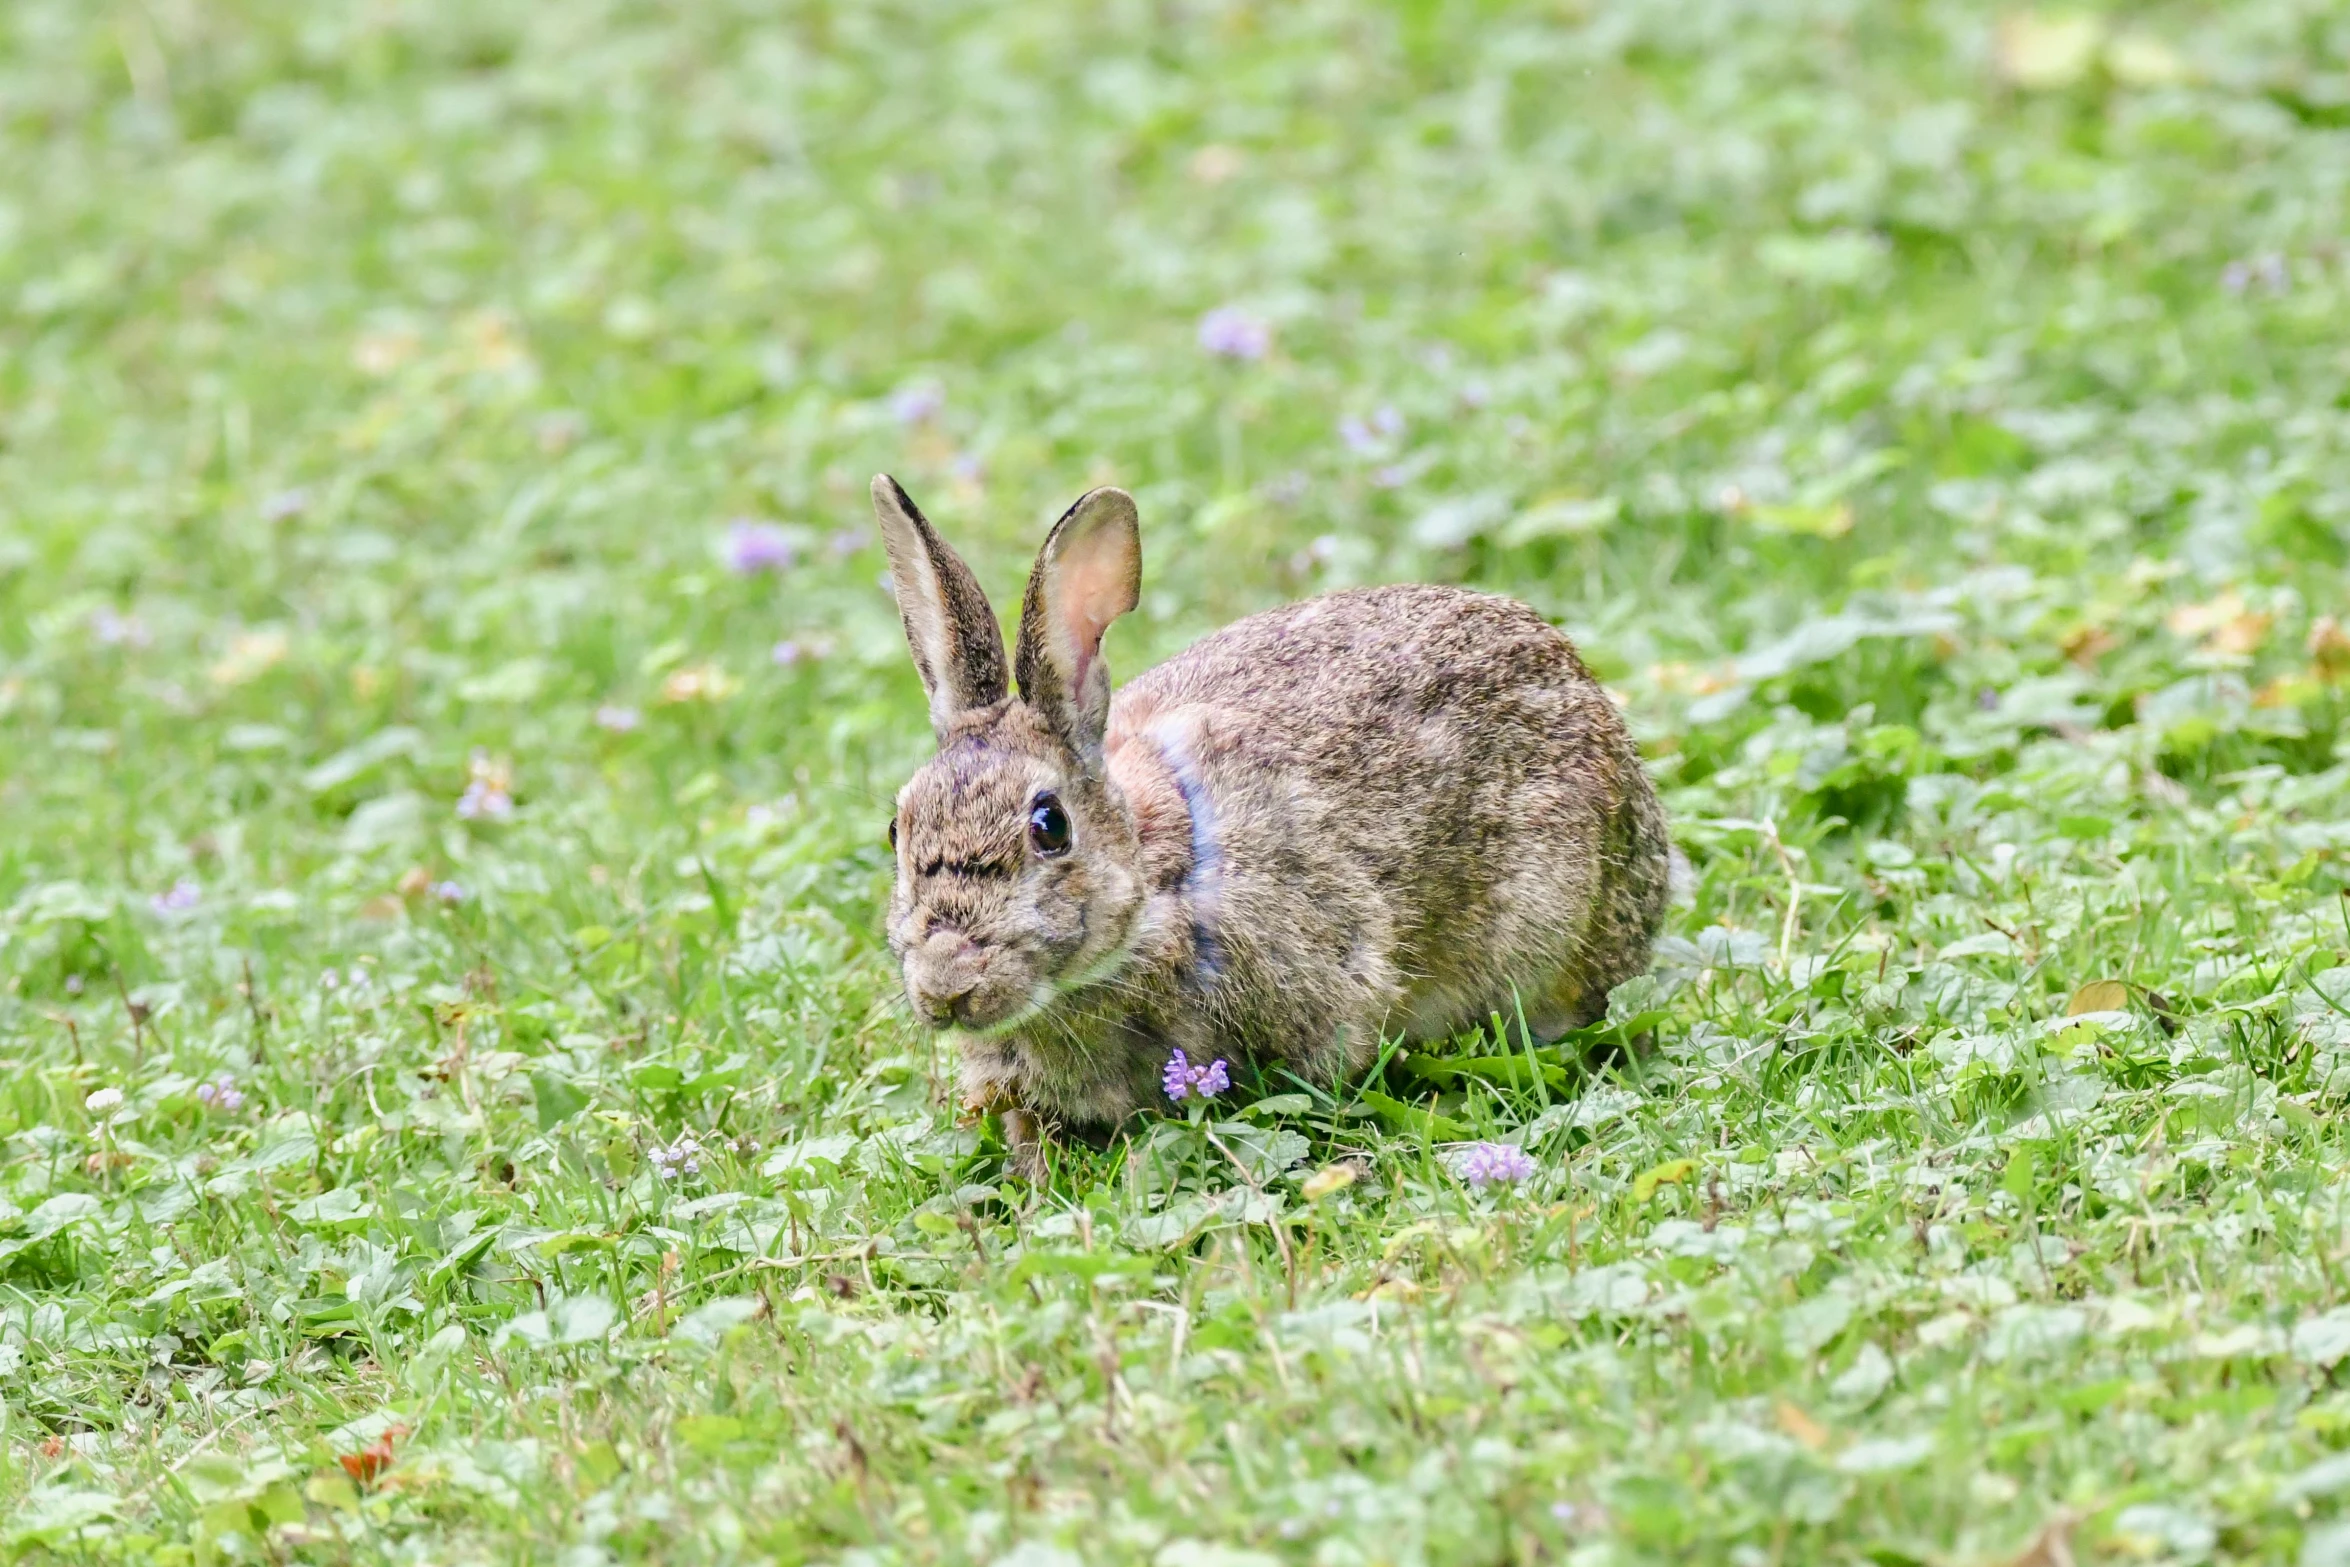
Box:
xmin=874 ymin=475 xmax=1670 ymax=1152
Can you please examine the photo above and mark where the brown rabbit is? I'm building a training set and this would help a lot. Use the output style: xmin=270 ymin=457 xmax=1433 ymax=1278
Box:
xmin=874 ymin=475 xmax=1670 ymax=1155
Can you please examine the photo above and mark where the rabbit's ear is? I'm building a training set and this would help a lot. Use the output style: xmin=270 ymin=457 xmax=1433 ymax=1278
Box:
xmin=1016 ymin=486 xmax=1141 ymax=763
xmin=871 ymin=475 xmax=1009 ymax=737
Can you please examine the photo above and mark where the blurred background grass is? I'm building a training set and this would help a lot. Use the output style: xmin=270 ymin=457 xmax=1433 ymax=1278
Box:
xmin=8 ymin=1 xmax=2350 ymax=1560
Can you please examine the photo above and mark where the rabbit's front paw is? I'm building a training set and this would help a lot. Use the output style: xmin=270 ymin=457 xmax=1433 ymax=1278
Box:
xmin=999 ymin=1107 xmax=1049 ymax=1183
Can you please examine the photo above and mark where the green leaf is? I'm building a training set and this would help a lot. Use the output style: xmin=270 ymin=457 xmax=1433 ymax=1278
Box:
xmin=2003 ymin=1147 xmax=2039 ymax=1205
xmin=576 ymin=1440 xmax=625 ymax=1487
xmin=1633 ymin=1158 xmax=1699 ymax=1202
xmin=287 ymin=1188 xmax=374 ymax=1228
xmin=531 ymin=1069 xmax=590 ymax=1130
xmin=1353 ymin=1089 xmax=1471 ymax=1143
xmin=673 ymin=1414 xmax=745 ymax=1454
xmin=1403 ymin=1054 xmax=1570 ymax=1093
xmin=6 ymin=1488 xmax=119 ymax=1546
xmin=1010 ymin=1250 xmax=1154 ymax=1283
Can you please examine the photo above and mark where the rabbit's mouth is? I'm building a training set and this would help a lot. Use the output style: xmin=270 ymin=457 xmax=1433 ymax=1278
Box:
xmin=903 ymin=948 xmax=1033 ymax=1032
xmin=944 ymin=915 xmax=1144 ymax=1038
xmin=940 ymin=971 xmax=1037 ymax=1031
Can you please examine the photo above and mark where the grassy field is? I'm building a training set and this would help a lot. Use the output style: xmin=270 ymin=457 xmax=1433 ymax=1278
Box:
xmin=5 ymin=0 xmax=2350 ymax=1560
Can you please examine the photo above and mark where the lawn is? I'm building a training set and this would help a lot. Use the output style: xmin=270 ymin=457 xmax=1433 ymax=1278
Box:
xmin=5 ymin=0 xmax=2350 ymax=1561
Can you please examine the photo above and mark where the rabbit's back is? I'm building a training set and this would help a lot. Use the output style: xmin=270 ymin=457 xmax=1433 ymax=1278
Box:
xmin=1111 ymin=583 xmax=1668 ymax=1053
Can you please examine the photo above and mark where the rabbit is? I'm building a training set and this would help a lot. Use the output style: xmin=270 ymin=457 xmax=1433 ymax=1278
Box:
xmin=872 ymin=473 xmax=1671 ymax=1159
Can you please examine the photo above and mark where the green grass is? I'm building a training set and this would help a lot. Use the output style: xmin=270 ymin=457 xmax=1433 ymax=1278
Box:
xmin=6 ymin=0 xmax=2350 ymax=1560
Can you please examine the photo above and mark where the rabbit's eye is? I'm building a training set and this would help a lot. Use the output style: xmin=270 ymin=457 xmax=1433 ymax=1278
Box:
xmin=1028 ymin=793 xmax=1072 ymax=857
xmin=887 ymin=817 xmax=898 ymax=850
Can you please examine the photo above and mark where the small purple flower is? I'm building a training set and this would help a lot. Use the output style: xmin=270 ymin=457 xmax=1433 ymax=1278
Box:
xmin=889 ymin=382 xmax=944 ymax=424
xmin=1372 ymin=463 xmax=1411 ymax=490
xmin=150 ymin=878 xmax=201 ymax=916
xmin=456 ymin=750 xmax=515 ymax=820
xmin=1260 ymin=470 xmax=1311 ymax=507
xmin=455 ymin=780 xmax=513 ymax=821
xmin=1551 ymin=1501 xmax=1600 ymax=1530
xmin=650 ymin=1133 xmax=705 ymax=1180
xmin=65 ymin=975 xmax=85 ymax=995
xmin=1339 ymin=407 xmax=1406 ymax=454
xmin=1459 ymin=378 xmax=1491 ymax=410
xmin=2222 ymin=253 xmax=2290 ymax=296
xmin=321 ymin=968 xmax=340 ymax=991
xmin=948 ymin=451 xmax=985 ymax=485
xmin=722 ymin=520 xmax=798 ymax=576
xmin=772 ymin=640 xmax=807 ymax=668
xmin=195 ymin=1074 xmax=246 ymax=1113
xmin=593 ymin=704 xmax=641 ymax=733
xmin=91 ymin=609 xmax=152 ymax=648
xmin=427 ymin=880 xmax=466 ymax=905
xmin=1196 ymin=306 xmax=1271 ymax=362
xmin=828 ymin=528 xmax=871 ymax=559
xmin=1163 ymin=1049 xmax=1231 ymax=1102
xmin=1454 ymin=1141 xmax=1537 ymax=1187
xmin=260 ymin=488 xmax=311 ymax=523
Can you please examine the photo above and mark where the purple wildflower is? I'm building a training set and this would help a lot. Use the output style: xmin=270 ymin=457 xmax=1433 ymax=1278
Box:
xmin=2222 ymin=254 xmax=2289 ymax=296
xmin=456 ymin=751 xmax=515 ymax=820
xmin=1341 ymin=409 xmax=1405 ymax=456
xmin=456 ymin=779 xmax=513 ymax=821
xmin=773 ymin=636 xmax=833 ymax=668
xmin=64 ymin=975 xmax=84 ymax=995
xmin=594 ymin=704 xmax=641 ymax=733
xmin=650 ymin=1133 xmax=705 ymax=1180
xmin=427 ymin=880 xmax=466 ymax=905
xmin=195 ymin=1074 xmax=246 ymax=1113
xmin=260 ymin=488 xmax=312 ymax=522
xmin=91 ymin=609 xmax=152 ymax=648
xmin=1260 ymin=470 xmax=1311 ymax=507
xmin=889 ymin=382 xmax=944 ymax=424
xmin=722 ymin=520 xmax=798 ymax=576
xmin=828 ymin=528 xmax=871 ymax=559
xmin=1454 ymin=1141 xmax=1537 ymax=1187
xmin=1162 ymin=1049 xmax=1231 ymax=1102
xmin=150 ymin=878 xmax=201 ymax=916
xmin=1196 ymin=306 xmax=1271 ymax=362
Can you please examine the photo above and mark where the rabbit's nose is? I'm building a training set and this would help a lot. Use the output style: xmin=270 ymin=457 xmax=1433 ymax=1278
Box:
xmin=916 ymin=992 xmax=962 ymax=1026
xmin=916 ymin=977 xmax=973 ymax=1025
xmin=909 ymin=933 xmax=982 ymax=1025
